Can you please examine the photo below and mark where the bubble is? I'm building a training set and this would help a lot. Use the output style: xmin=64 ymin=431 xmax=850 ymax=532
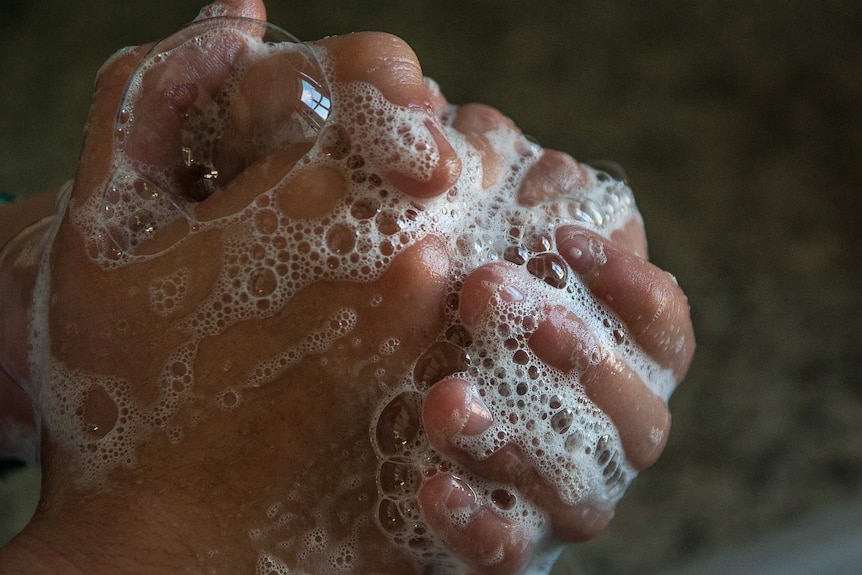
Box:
xmin=81 ymin=385 xmax=118 ymax=440
xmin=375 ymin=393 xmax=422 ymax=456
xmin=564 ymin=431 xmax=584 ymax=452
xmin=491 ymin=488 xmax=517 ymax=511
xmin=255 ymin=209 xmax=279 ymax=234
xmin=379 ymin=460 xmax=416 ymax=497
xmin=590 ymin=159 xmax=629 ymax=184
xmin=444 ymin=324 xmax=472 ymax=347
xmin=376 ymin=210 xmax=404 ymax=236
xmin=412 ymin=341 xmax=469 ymax=389
xmin=217 ymin=388 xmax=241 ymax=410
xmin=326 ymin=223 xmax=356 ymax=254
xmin=103 ymin=16 xmax=331 ymax=254
xmin=503 ymin=244 xmax=528 ymax=265
xmin=550 ymin=408 xmax=574 ymax=434
xmin=526 ymin=253 xmax=568 ymax=289
xmin=251 ymin=268 xmax=278 ymax=297
xmin=569 ymin=198 xmax=605 ymax=226
xmin=524 ymin=230 xmax=553 ymax=253
xmin=350 ymin=198 xmax=379 ymax=219
xmin=378 ymin=499 xmax=406 ymax=534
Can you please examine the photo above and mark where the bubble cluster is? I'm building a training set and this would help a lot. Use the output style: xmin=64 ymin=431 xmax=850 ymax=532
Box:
xmin=27 ymin=16 xmax=676 ymax=574
xmin=149 ymin=268 xmax=190 ymax=316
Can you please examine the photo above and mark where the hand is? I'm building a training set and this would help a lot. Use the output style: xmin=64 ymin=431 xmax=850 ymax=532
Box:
xmin=410 ymin=102 xmax=694 ymax=573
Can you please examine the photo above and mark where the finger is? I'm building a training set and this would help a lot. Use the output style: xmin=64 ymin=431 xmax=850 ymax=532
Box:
xmin=452 ymin=104 xmax=520 ymax=189
xmin=315 ymin=32 xmax=461 ymax=198
xmin=74 ymin=1 xmax=269 ymax=207
xmin=581 ymin=357 xmax=670 ymax=470
xmin=458 ymin=262 xmax=524 ymax=330
xmin=71 ymin=45 xmax=151 ymax=205
xmin=527 ymin=303 xmax=671 ymax=470
xmin=195 ymin=0 xmax=266 ymax=20
xmin=556 ymin=227 xmax=695 ymax=380
xmin=609 ymin=215 xmax=648 ymax=260
xmin=417 ymin=472 xmax=531 ymax=575
xmin=518 ymin=150 xmax=590 ymax=207
xmin=423 ymin=378 xmax=614 ymax=543
xmin=424 ymin=76 xmax=449 ymax=118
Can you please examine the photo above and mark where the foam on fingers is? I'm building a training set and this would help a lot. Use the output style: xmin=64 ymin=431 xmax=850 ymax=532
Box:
xmin=317 ymin=32 xmax=462 ymax=198
xmin=418 ymin=473 xmax=532 ymax=575
xmin=557 ymin=227 xmax=695 ymax=381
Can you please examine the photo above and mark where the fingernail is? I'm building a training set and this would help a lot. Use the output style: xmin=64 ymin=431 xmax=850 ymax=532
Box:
xmin=560 ymin=232 xmax=605 ymax=276
xmin=426 ymin=117 xmax=463 ymax=172
xmin=444 ymin=476 xmax=478 ymax=511
xmin=460 ymin=389 xmax=493 ymax=436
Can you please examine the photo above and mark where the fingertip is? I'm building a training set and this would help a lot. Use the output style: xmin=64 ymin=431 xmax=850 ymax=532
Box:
xmin=423 ymin=378 xmax=493 ymax=453
xmin=419 ymin=474 xmax=532 ymax=575
xmin=582 ymin=359 xmax=671 ymax=470
xmin=550 ymin=503 xmax=614 ymax=543
xmin=518 ymin=150 xmax=589 ymax=207
xmin=459 ymin=263 xmax=523 ymax=329
xmin=385 ymin=119 xmax=462 ymax=199
xmin=316 ymin=32 xmax=461 ymax=199
xmin=556 ymin=227 xmax=695 ymax=379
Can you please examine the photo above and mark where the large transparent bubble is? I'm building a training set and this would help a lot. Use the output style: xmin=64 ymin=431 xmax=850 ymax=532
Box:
xmin=102 ymin=17 xmax=331 ymax=255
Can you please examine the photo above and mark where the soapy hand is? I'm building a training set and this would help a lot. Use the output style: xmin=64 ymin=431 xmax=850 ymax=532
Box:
xmin=0 ymin=1 xmax=694 ymax=573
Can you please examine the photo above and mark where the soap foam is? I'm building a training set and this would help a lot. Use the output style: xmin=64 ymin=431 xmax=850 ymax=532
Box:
xmin=27 ymin=20 xmax=675 ymax=574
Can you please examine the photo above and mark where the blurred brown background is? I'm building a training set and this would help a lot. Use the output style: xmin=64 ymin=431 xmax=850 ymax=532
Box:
xmin=1 ymin=0 xmax=860 ymax=573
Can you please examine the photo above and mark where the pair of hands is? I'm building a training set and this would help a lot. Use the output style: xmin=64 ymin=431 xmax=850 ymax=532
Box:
xmin=0 ymin=1 xmax=694 ymax=573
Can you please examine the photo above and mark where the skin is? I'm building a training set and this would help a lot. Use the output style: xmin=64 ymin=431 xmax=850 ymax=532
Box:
xmin=0 ymin=0 xmax=694 ymax=573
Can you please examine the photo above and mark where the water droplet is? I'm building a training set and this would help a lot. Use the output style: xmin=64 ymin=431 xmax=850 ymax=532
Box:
xmin=375 ymin=393 xmax=421 ymax=455
xmin=413 ymin=342 xmax=469 ymax=389
xmin=526 ymin=253 xmax=568 ymax=288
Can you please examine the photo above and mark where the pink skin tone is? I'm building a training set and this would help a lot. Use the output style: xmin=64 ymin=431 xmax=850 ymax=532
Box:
xmin=0 ymin=0 xmax=694 ymax=573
